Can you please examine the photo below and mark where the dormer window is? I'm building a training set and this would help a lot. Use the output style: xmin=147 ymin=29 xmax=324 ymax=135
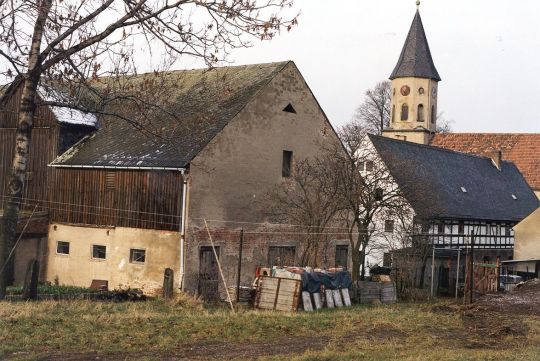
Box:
xmin=511 ymin=194 xmax=517 ymax=200
xmin=461 ymin=187 xmax=467 ymax=193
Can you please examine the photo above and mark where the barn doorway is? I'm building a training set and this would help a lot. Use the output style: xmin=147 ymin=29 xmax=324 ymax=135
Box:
xmin=198 ymin=246 xmax=220 ymax=300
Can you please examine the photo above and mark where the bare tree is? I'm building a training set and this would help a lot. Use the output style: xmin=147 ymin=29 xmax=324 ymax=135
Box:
xmin=265 ymin=158 xmax=344 ymax=267
xmin=353 ymin=81 xmax=391 ymax=135
xmin=0 ymin=0 xmax=298 ymax=298
xmin=325 ymin=128 xmax=413 ymax=281
xmin=435 ymin=112 xmax=453 ymax=134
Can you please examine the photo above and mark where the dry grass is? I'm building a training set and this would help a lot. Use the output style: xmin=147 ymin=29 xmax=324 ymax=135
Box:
xmin=0 ymin=298 xmax=539 ymax=360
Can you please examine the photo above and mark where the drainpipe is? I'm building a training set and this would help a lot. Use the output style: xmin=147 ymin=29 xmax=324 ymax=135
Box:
xmin=179 ymin=172 xmax=189 ymax=291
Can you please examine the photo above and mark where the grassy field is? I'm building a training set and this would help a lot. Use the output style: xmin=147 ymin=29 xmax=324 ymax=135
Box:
xmin=1 ymin=297 xmax=539 ymax=360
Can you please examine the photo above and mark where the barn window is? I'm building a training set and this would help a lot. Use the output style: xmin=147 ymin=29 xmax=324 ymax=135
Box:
xmin=417 ymin=104 xmax=425 ymax=122
xmin=105 ymin=172 xmax=116 ymax=190
xmin=268 ymin=246 xmax=296 ymax=267
xmin=283 ymin=103 xmax=297 ymax=114
xmin=130 ymin=249 xmax=146 ymax=264
xmin=282 ymin=150 xmax=293 ymax=178
xmin=92 ymin=245 xmax=107 ymax=260
xmin=335 ymin=245 xmax=348 ymax=269
xmin=401 ymin=104 xmax=409 ymax=121
xmin=384 ymin=220 xmax=395 ymax=233
xmin=56 ymin=241 xmax=70 ymax=255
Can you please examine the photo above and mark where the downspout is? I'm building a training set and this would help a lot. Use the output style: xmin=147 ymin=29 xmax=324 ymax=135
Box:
xmin=179 ymin=171 xmax=189 ymax=291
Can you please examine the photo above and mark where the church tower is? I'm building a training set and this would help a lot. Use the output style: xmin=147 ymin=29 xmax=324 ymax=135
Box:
xmin=383 ymin=2 xmax=441 ymax=145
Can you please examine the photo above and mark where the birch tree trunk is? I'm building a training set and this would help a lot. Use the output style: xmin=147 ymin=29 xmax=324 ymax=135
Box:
xmin=0 ymin=0 xmax=52 ymax=299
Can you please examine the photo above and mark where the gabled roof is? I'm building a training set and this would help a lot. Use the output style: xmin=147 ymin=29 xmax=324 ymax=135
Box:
xmin=430 ymin=133 xmax=540 ymax=190
xmin=51 ymin=61 xmax=290 ymax=169
xmin=389 ymin=10 xmax=441 ymax=81
xmin=369 ymin=134 xmax=539 ymax=222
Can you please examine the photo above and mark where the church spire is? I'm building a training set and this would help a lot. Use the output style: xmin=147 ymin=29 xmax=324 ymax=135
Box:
xmin=389 ymin=8 xmax=441 ymax=81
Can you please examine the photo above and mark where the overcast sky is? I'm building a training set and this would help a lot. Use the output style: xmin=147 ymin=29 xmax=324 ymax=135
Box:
xmin=220 ymin=0 xmax=540 ymax=133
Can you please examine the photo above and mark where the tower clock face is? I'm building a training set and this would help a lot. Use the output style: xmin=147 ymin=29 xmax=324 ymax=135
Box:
xmin=400 ymin=85 xmax=411 ymax=96
xmin=432 ymin=87 xmax=437 ymax=96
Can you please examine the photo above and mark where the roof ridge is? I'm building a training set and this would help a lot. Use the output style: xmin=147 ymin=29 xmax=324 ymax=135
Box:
xmin=434 ymin=132 xmax=540 ymax=136
xmin=369 ymin=133 xmax=516 ymax=164
xmin=92 ymin=61 xmax=292 ymax=80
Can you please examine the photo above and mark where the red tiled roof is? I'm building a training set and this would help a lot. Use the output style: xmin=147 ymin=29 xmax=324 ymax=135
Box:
xmin=430 ymin=133 xmax=540 ymax=190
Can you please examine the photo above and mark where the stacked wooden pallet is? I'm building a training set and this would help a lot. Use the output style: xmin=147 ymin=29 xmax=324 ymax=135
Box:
xmin=254 ymin=276 xmax=302 ymax=311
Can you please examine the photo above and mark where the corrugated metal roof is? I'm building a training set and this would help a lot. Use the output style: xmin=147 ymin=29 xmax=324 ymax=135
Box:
xmin=51 ymin=61 xmax=290 ymax=169
xmin=369 ymin=134 xmax=539 ymax=222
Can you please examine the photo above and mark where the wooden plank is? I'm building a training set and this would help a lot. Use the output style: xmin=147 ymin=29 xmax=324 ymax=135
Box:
xmin=325 ymin=289 xmax=335 ymax=308
xmin=333 ymin=289 xmax=343 ymax=308
xmin=302 ymin=291 xmax=313 ymax=312
xmin=341 ymin=289 xmax=351 ymax=307
xmin=313 ymin=292 xmax=323 ymax=310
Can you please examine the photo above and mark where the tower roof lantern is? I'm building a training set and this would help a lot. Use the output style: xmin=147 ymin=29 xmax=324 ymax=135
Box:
xmin=389 ymin=9 xmax=441 ymax=81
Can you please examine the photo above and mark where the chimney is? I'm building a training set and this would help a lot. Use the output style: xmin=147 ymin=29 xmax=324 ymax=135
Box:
xmin=490 ymin=150 xmax=502 ymax=170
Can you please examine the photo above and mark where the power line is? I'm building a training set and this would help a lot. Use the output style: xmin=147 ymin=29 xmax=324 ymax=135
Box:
xmin=0 ymin=193 xmax=368 ymax=232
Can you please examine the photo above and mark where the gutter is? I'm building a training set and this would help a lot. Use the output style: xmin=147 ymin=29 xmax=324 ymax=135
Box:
xmin=178 ymin=172 xmax=190 ymax=291
xmin=49 ymin=164 xmax=186 ymax=172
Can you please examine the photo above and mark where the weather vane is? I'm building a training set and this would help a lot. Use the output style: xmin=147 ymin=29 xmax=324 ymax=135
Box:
xmin=416 ymin=0 xmax=421 ymax=8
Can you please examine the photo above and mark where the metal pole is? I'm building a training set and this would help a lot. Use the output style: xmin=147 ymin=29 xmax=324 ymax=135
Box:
xmin=455 ymin=248 xmax=461 ymax=300
xmin=430 ymin=245 xmax=435 ymax=298
xmin=236 ymin=229 xmax=244 ymax=303
xmin=204 ymin=219 xmax=235 ymax=312
xmin=469 ymin=231 xmax=475 ymax=304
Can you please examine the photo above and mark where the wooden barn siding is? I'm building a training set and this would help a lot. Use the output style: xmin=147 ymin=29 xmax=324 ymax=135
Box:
xmin=1 ymin=83 xmax=60 ymax=212
xmin=49 ymin=169 xmax=182 ymax=231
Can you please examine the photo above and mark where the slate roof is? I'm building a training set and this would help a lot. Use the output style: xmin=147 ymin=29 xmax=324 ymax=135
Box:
xmin=51 ymin=61 xmax=290 ymax=169
xmin=369 ymin=134 xmax=539 ymax=222
xmin=430 ymin=133 xmax=540 ymax=191
xmin=389 ymin=10 xmax=441 ymax=81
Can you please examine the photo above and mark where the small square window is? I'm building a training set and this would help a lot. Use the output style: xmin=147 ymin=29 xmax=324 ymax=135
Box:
xmin=130 ymin=249 xmax=146 ymax=264
xmin=282 ymin=150 xmax=293 ymax=178
xmin=363 ymin=160 xmax=374 ymax=172
xmin=56 ymin=241 xmax=70 ymax=255
xmin=384 ymin=220 xmax=394 ymax=233
xmin=92 ymin=245 xmax=107 ymax=259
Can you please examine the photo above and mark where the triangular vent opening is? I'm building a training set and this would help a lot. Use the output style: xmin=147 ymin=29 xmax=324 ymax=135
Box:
xmin=283 ymin=103 xmax=297 ymax=114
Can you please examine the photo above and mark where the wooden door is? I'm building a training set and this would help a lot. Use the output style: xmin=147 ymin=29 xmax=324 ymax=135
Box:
xmin=198 ymin=246 xmax=220 ymax=300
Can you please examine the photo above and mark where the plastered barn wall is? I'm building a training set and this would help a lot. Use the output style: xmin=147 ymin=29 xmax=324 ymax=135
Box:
xmin=514 ymin=207 xmax=540 ymax=260
xmin=184 ymin=62 xmax=346 ymax=293
xmin=46 ymin=224 xmax=180 ymax=293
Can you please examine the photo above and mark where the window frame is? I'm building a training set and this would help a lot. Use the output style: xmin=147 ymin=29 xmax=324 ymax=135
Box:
xmin=268 ymin=245 xmax=296 ymax=267
xmin=384 ymin=220 xmax=395 ymax=233
xmin=417 ymin=104 xmax=425 ymax=122
xmin=91 ymin=244 xmax=107 ymax=260
xmin=56 ymin=241 xmax=70 ymax=255
xmin=282 ymin=150 xmax=293 ymax=178
xmin=401 ymin=103 xmax=409 ymax=121
xmin=130 ymin=248 xmax=147 ymax=264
